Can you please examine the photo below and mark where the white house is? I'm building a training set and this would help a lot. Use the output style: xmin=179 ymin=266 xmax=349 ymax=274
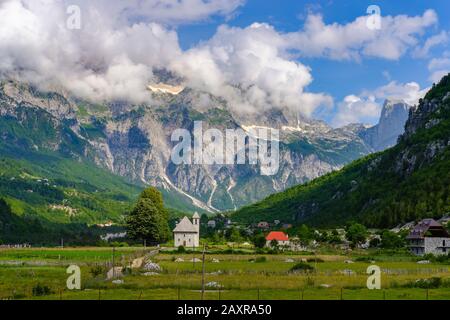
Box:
xmin=407 ymin=219 xmax=450 ymax=255
xmin=207 ymin=220 xmax=216 ymax=228
xmin=173 ymin=212 xmax=200 ymax=248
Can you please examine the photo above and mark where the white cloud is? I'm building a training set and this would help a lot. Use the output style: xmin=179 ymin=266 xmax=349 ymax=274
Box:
xmin=332 ymin=81 xmax=428 ymax=127
xmin=0 ymin=0 xmax=184 ymax=102
xmin=171 ymin=23 xmax=332 ymax=115
xmin=428 ymin=53 xmax=450 ymax=83
xmin=332 ymin=95 xmax=380 ymax=127
xmin=369 ymin=81 xmax=428 ymax=105
xmin=0 ymin=1 xmax=441 ymax=119
xmin=412 ymin=31 xmax=449 ymax=58
xmin=285 ymin=10 xmax=438 ymax=60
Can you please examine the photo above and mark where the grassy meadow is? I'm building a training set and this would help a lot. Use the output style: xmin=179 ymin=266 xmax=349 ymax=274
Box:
xmin=0 ymin=247 xmax=449 ymax=300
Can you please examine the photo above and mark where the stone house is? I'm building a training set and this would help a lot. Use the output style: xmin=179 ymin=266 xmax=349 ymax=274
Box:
xmin=173 ymin=212 xmax=200 ymax=248
xmin=407 ymin=219 xmax=450 ymax=255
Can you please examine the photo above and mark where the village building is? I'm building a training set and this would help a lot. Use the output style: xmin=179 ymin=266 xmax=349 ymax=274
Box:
xmin=266 ymin=231 xmax=290 ymax=247
xmin=257 ymin=221 xmax=270 ymax=229
xmin=207 ymin=220 xmax=216 ymax=228
xmin=407 ymin=219 xmax=450 ymax=255
xmin=173 ymin=212 xmax=200 ymax=248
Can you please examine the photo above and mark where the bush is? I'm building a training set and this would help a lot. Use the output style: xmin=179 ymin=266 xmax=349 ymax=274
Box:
xmin=255 ymin=256 xmax=267 ymax=263
xmin=32 ymin=283 xmax=52 ymax=296
xmin=252 ymin=234 xmax=267 ymax=249
xmin=290 ymin=262 xmax=314 ymax=273
xmin=177 ymin=246 xmax=186 ymax=253
xmin=89 ymin=265 xmax=105 ymax=278
xmin=355 ymin=256 xmax=375 ymax=262
xmin=410 ymin=277 xmax=442 ymax=289
xmin=111 ymin=241 xmax=129 ymax=247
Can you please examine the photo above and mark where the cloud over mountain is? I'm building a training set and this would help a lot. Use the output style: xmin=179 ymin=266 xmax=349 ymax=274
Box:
xmin=0 ymin=1 xmax=441 ymax=119
xmin=332 ymin=81 xmax=428 ymax=127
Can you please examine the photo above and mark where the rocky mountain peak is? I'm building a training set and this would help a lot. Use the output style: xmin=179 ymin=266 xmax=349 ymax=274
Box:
xmin=357 ymin=99 xmax=411 ymax=152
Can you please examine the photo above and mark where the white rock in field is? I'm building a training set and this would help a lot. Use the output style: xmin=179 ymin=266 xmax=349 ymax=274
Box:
xmin=107 ymin=267 xmax=123 ymax=280
xmin=190 ymin=258 xmax=202 ymax=263
xmin=300 ymin=258 xmax=307 ymax=263
xmin=175 ymin=258 xmax=184 ymax=262
xmin=417 ymin=260 xmax=430 ymax=264
xmin=209 ymin=270 xmax=222 ymax=275
xmin=206 ymin=281 xmax=222 ymax=288
xmin=212 ymin=258 xmax=220 ymax=263
xmin=344 ymin=260 xmax=354 ymax=264
xmin=320 ymin=284 xmax=332 ymax=288
xmin=143 ymin=262 xmax=162 ymax=272
xmin=131 ymin=257 xmax=144 ymax=269
xmin=112 ymin=279 xmax=124 ymax=284
xmin=285 ymin=258 xmax=295 ymax=263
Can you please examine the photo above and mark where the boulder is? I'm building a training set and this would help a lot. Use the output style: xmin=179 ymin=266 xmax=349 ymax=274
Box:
xmin=344 ymin=260 xmax=354 ymax=264
xmin=143 ymin=272 xmax=160 ymax=276
xmin=106 ymin=267 xmax=123 ymax=280
xmin=131 ymin=257 xmax=144 ymax=269
xmin=205 ymin=281 xmax=222 ymax=288
xmin=143 ymin=262 xmax=162 ymax=272
xmin=112 ymin=279 xmax=124 ymax=284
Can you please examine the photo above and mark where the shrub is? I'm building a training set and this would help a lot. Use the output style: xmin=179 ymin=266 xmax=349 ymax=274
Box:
xmin=290 ymin=262 xmax=314 ymax=273
xmin=89 ymin=265 xmax=105 ymax=278
xmin=355 ymin=256 xmax=375 ymax=262
xmin=410 ymin=277 xmax=442 ymax=289
xmin=177 ymin=246 xmax=186 ymax=253
xmin=32 ymin=283 xmax=52 ymax=296
xmin=255 ymin=256 xmax=267 ymax=263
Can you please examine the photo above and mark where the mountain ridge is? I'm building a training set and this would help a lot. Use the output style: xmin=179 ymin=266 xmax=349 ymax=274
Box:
xmin=0 ymin=78 xmax=379 ymax=214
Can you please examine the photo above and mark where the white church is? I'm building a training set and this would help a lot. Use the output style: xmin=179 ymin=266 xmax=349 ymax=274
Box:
xmin=173 ymin=212 xmax=200 ymax=248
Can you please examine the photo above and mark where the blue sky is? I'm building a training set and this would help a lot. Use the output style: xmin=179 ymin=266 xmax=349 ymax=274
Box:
xmin=177 ymin=0 xmax=450 ymax=125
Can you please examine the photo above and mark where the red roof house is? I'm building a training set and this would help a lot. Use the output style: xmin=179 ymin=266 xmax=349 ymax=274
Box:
xmin=266 ymin=231 xmax=289 ymax=241
xmin=265 ymin=231 xmax=290 ymax=247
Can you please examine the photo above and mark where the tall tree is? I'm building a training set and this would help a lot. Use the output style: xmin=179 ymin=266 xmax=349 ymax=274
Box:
xmin=126 ymin=187 xmax=170 ymax=243
xmin=346 ymin=223 xmax=368 ymax=247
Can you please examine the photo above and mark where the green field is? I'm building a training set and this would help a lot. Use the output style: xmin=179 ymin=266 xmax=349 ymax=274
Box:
xmin=0 ymin=247 xmax=449 ymax=300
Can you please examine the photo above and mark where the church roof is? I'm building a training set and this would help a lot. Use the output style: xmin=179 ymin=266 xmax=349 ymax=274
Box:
xmin=173 ymin=216 xmax=197 ymax=233
xmin=193 ymin=212 xmax=200 ymax=219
